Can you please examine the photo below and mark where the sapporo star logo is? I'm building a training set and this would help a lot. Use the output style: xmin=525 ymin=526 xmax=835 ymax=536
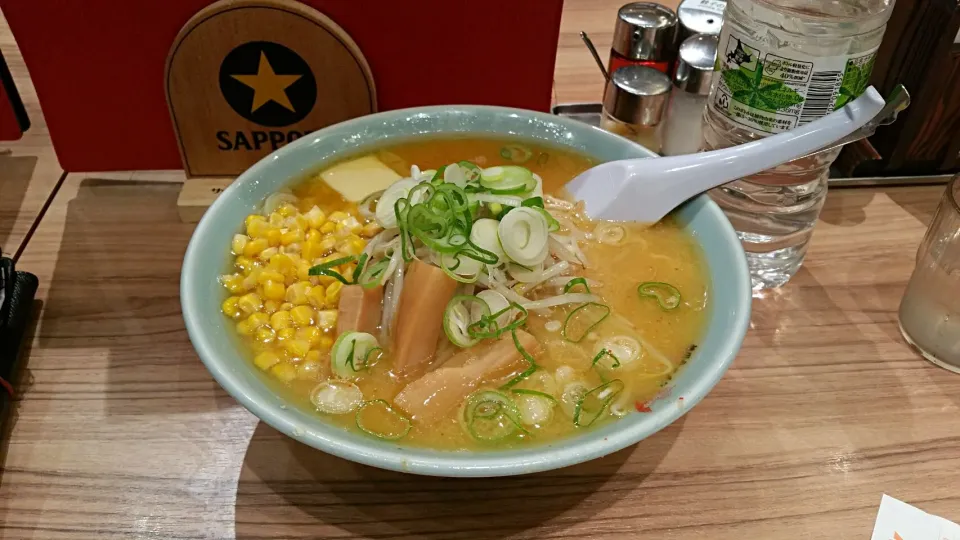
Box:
xmin=219 ymin=41 xmax=316 ymax=127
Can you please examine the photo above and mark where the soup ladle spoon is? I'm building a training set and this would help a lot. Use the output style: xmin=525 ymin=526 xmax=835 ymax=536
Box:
xmin=565 ymin=85 xmax=908 ymax=223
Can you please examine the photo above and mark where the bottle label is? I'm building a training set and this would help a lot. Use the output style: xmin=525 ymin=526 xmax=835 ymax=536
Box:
xmin=711 ymin=29 xmax=879 ymax=135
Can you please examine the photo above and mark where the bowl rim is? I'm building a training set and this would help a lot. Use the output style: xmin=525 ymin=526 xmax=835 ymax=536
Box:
xmin=181 ymin=104 xmax=752 ymax=477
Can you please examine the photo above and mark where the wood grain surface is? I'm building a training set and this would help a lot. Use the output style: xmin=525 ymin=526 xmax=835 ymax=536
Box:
xmin=2 ymin=1 xmax=960 ymax=539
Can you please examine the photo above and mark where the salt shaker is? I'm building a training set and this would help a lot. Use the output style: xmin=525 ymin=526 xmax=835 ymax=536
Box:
xmin=600 ymin=65 xmax=672 ymax=153
xmin=661 ymin=34 xmax=718 ymax=156
xmin=677 ymin=0 xmax=726 ymax=41
xmin=609 ymin=3 xmax=680 ymax=75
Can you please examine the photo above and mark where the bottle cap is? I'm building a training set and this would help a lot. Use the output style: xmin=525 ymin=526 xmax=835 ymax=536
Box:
xmin=673 ymin=34 xmax=718 ymax=95
xmin=611 ymin=3 xmax=680 ymax=63
xmin=603 ymin=65 xmax=672 ymax=126
xmin=677 ymin=0 xmax=726 ymax=40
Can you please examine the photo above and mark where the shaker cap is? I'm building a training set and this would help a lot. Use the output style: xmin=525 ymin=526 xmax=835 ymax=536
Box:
xmin=677 ymin=0 xmax=726 ymax=40
xmin=611 ymin=3 xmax=680 ymax=63
xmin=602 ymin=65 xmax=672 ymax=126
xmin=673 ymin=34 xmax=719 ymax=95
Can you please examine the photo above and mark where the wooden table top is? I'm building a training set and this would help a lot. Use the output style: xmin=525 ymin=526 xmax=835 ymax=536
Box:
xmin=1 ymin=1 xmax=958 ymax=538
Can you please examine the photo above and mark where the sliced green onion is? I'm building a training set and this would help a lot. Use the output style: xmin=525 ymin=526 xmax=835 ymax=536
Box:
xmin=351 ymin=253 xmax=369 ymax=283
xmin=355 ymin=399 xmax=412 ymax=440
xmin=498 ymin=207 xmax=549 ymax=266
xmin=310 ymin=380 xmax=363 ymax=414
xmin=439 ymin=253 xmax=483 ymax=283
xmin=376 ymin=178 xmax=417 ymax=228
xmin=536 ymin=209 xmax=560 ymax=232
xmin=458 ymin=161 xmax=482 ymax=183
xmin=595 ymin=336 xmax=641 ymax=367
xmin=331 ymin=331 xmax=380 ymax=379
xmin=563 ymin=277 xmax=592 ymax=294
xmin=430 ymin=165 xmax=447 ymax=184
xmin=480 ymin=166 xmax=537 ymax=194
xmin=562 ymin=302 xmax=611 ymax=343
xmin=468 ymin=218 xmax=505 ymax=264
xmin=308 ymin=255 xmax=356 ymax=283
xmin=500 ymin=144 xmax=533 ymax=163
xmin=513 ymin=391 xmax=556 ymax=426
xmin=468 ymin=303 xmax=528 ymax=341
xmin=591 ymin=348 xmax=620 ymax=382
xmin=573 ymin=379 xmax=624 ymax=428
xmin=500 ymin=329 xmax=539 ymax=389
xmin=358 ymin=258 xmax=390 ymax=288
xmin=443 ymin=163 xmax=467 ymax=187
xmin=638 ymin=281 xmax=681 ymax=310
xmin=461 ymin=389 xmax=525 ymax=442
xmin=444 ymin=295 xmax=490 ymax=348
xmin=476 ymin=289 xmax=511 ymax=327
xmin=358 ymin=190 xmax=383 ymax=219
xmin=521 ymin=196 xmax=544 ymax=208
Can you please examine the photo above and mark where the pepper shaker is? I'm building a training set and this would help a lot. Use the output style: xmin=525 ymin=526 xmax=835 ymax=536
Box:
xmin=677 ymin=0 xmax=726 ymax=41
xmin=608 ymin=3 xmax=681 ymax=75
xmin=661 ymin=34 xmax=719 ymax=156
xmin=600 ymin=65 xmax=672 ymax=153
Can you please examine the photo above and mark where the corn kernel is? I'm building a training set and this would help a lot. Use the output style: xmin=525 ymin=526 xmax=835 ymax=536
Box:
xmin=297 ymin=353 xmax=322 ymax=380
xmin=328 ymin=211 xmax=348 ymax=222
xmin=220 ymin=274 xmax=247 ymax=294
xmin=316 ymin=237 xmax=336 ymax=256
xmin=294 ymin=214 xmax=310 ymax=231
xmin=286 ymin=281 xmax=311 ymax=304
xmin=247 ymin=312 xmax=269 ymax=329
xmin=306 ymin=284 xmax=326 ymax=307
xmin=280 ymin=302 xmax=294 ymax=311
xmin=306 ymin=229 xmax=322 ymax=243
xmin=320 ymin=221 xmax=335 ymax=234
xmin=301 ymin=239 xmax=322 ymax=262
xmin=336 ymin=216 xmax=362 ymax=237
xmin=268 ymin=253 xmax=295 ymax=273
xmin=221 ymin=296 xmax=242 ymax=318
xmin=318 ymin=336 xmax=334 ymax=349
xmin=246 ymin=214 xmax=266 ymax=229
xmin=247 ymin=218 xmax=268 ymax=238
xmin=253 ymin=351 xmax=281 ymax=371
xmin=269 ymin=212 xmax=284 ymax=227
xmin=231 ymin=234 xmax=250 ymax=255
xmin=265 ymin=227 xmax=282 ymax=247
xmin=243 ymin=238 xmax=269 ymax=257
xmin=270 ymin=310 xmax=293 ymax=330
xmin=262 ymin=280 xmax=286 ymax=301
xmin=238 ymin=292 xmax=262 ymax=314
xmin=277 ymin=203 xmax=298 ymax=218
xmin=341 ymin=262 xmax=357 ymax=279
xmin=361 ymin=222 xmax=383 ymax=238
xmin=271 ymin=362 xmax=298 ymax=383
xmin=325 ymin=281 xmax=343 ymax=306
xmin=263 ymin=299 xmax=280 ymax=314
xmin=297 ymin=326 xmax=322 ymax=346
xmin=305 ymin=206 xmax=326 ymax=229
xmin=281 ymin=229 xmax=304 ymax=246
xmin=291 ymin=305 xmax=315 ymax=327
xmin=242 ymin=270 xmax=260 ymax=290
xmin=255 ymin=325 xmax=276 ymax=343
xmin=257 ymin=269 xmax=285 ymax=285
xmin=316 ymin=309 xmax=338 ymax=331
xmin=235 ymin=256 xmax=257 ymax=273
xmin=277 ymin=327 xmax=296 ymax=341
xmin=259 ymin=247 xmax=278 ymax=261
xmin=284 ymin=338 xmax=311 ymax=358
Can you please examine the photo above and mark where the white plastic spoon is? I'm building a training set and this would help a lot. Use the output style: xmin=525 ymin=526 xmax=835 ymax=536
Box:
xmin=565 ymin=86 xmax=888 ymax=223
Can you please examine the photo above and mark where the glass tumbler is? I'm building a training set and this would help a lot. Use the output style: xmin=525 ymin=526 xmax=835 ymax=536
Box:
xmin=898 ymin=175 xmax=960 ymax=373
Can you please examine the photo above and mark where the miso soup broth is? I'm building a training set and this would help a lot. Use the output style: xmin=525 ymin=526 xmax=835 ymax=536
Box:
xmin=219 ymin=137 xmax=708 ymax=450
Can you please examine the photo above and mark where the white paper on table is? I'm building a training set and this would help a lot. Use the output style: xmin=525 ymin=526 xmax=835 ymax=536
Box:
xmin=872 ymin=495 xmax=960 ymax=540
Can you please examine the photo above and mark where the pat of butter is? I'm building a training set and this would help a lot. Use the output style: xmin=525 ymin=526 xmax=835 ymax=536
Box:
xmin=319 ymin=155 xmax=402 ymax=202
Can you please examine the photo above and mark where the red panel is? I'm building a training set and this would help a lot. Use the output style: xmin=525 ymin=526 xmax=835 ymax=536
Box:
xmin=0 ymin=0 xmax=563 ymax=172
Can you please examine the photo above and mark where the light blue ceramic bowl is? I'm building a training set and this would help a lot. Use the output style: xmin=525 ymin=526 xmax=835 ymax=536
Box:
xmin=181 ymin=106 xmax=751 ymax=477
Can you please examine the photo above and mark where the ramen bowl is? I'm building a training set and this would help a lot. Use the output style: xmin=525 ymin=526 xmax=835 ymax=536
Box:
xmin=181 ymin=106 xmax=751 ymax=477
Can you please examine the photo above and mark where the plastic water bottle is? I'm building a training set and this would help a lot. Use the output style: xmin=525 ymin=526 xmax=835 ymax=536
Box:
xmin=702 ymin=0 xmax=895 ymax=289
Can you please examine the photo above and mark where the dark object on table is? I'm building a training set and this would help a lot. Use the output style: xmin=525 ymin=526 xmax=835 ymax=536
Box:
xmin=836 ymin=0 xmax=960 ymax=177
xmin=0 ymin=256 xmax=38 ymax=436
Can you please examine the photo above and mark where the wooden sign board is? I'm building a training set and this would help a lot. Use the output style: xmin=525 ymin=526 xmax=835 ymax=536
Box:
xmin=165 ymin=0 xmax=376 ymax=178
